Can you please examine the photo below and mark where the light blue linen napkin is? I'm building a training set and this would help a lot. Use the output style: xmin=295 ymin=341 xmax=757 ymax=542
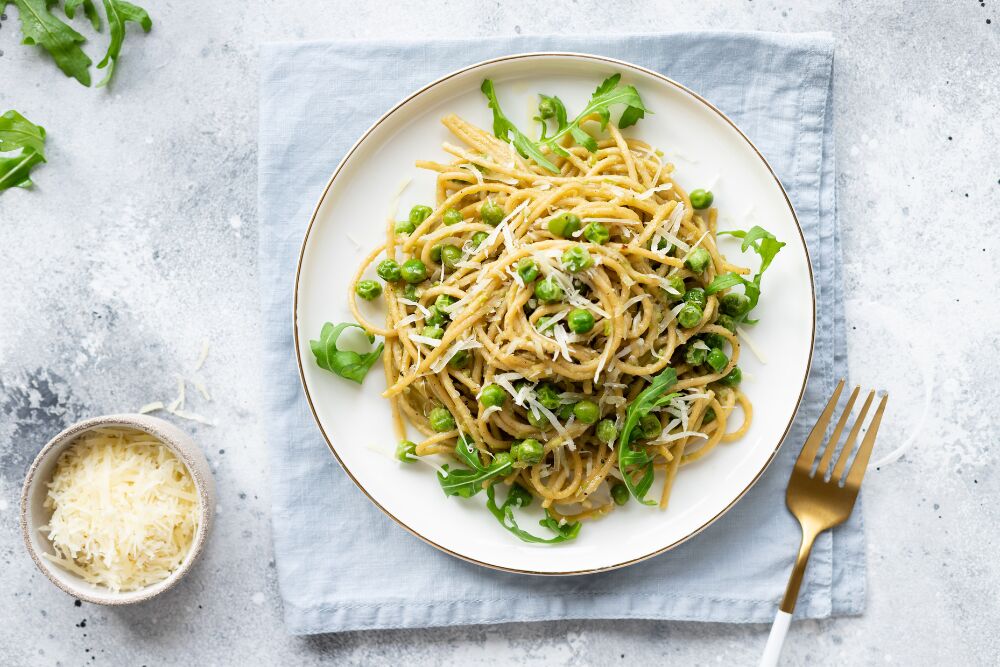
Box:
xmin=258 ymin=32 xmax=853 ymax=635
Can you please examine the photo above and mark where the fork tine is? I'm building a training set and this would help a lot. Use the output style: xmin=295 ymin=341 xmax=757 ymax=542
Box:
xmin=843 ymin=392 xmax=888 ymax=488
xmin=830 ymin=390 xmax=874 ymax=481
xmin=815 ymin=385 xmax=860 ymax=478
xmin=795 ymin=379 xmax=845 ymax=469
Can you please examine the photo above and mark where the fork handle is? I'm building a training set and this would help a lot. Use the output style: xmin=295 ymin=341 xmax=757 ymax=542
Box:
xmin=760 ymin=611 xmax=792 ymax=667
xmin=759 ymin=524 xmax=820 ymax=666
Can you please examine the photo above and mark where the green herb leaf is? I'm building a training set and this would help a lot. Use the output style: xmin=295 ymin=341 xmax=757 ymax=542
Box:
xmin=485 ymin=483 xmax=581 ymax=544
xmin=481 ymin=74 xmax=649 ymax=174
xmin=707 ymin=226 xmax=786 ymax=322
xmin=95 ymin=0 xmax=152 ymax=87
xmin=617 ymin=367 xmax=679 ymax=505
xmin=437 ymin=438 xmax=514 ymax=498
xmin=309 ymin=322 xmax=384 ymax=384
xmin=0 ymin=110 xmax=47 ymax=191
xmin=4 ymin=0 xmax=93 ymax=86
xmin=481 ymin=79 xmax=560 ymax=173
xmin=64 ymin=0 xmax=102 ymax=31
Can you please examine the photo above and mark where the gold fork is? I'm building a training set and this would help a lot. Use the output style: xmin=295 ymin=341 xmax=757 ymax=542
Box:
xmin=760 ymin=379 xmax=888 ymax=667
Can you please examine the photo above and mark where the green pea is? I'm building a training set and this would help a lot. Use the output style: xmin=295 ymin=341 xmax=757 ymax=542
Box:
xmin=434 ymin=294 xmax=455 ymax=311
xmin=573 ymin=399 xmax=600 ymax=424
xmin=440 ymin=244 xmax=462 ymax=269
xmin=443 ymin=208 xmax=463 ymax=226
xmin=396 ymin=440 xmax=417 ymax=463
xmin=611 ymin=482 xmax=630 ymax=506
xmin=401 ymin=258 xmax=427 ymax=283
xmin=685 ymin=345 xmax=708 ymax=365
xmin=517 ymin=258 xmax=539 ymax=283
xmin=683 ymin=287 xmax=707 ymax=308
xmin=471 ymin=231 xmax=489 ymax=249
xmin=703 ymin=408 xmax=716 ymax=424
xmin=535 ymin=315 xmax=555 ymax=333
xmin=355 ymin=279 xmax=382 ymax=300
xmin=422 ymin=325 xmax=445 ymax=340
xmin=535 ymin=383 xmax=561 ymax=410
xmin=425 ymin=306 xmax=447 ymax=326
xmin=448 ymin=349 xmax=470 ymax=369
xmin=562 ymin=246 xmax=594 ymax=273
xmin=527 ymin=409 xmax=549 ymax=429
xmin=685 ymin=247 xmax=712 ymax=273
xmin=689 ymin=189 xmax=714 ymax=209
xmin=663 ymin=275 xmax=686 ymax=301
xmin=677 ymin=303 xmax=703 ymax=328
xmin=720 ymin=366 xmax=742 ymax=386
xmin=492 ymin=451 xmax=513 ymax=468
xmin=430 ymin=244 xmax=443 ymax=263
xmin=410 ymin=205 xmax=433 ymax=226
xmin=480 ymin=200 xmax=505 ymax=226
xmin=516 ymin=438 xmax=544 ymax=464
xmin=567 ymin=308 xmax=595 ymax=334
xmin=583 ymin=221 xmax=610 ymax=244
xmin=534 ymin=276 xmax=565 ymax=303
xmin=547 ymin=212 xmax=581 ymax=238
xmin=480 ymin=384 xmax=507 ymax=408
xmin=428 ymin=407 xmax=455 ymax=432
xmin=402 ymin=284 xmax=419 ymax=300
xmin=701 ymin=333 xmax=727 ymax=350
xmin=596 ymin=419 xmax=617 ymax=443
xmin=558 ymin=403 xmax=575 ymax=420
xmin=720 ymin=293 xmax=751 ymax=318
xmin=376 ymin=259 xmax=402 ymax=282
xmin=716 ymin=314 xmax=738 ymax=333
xmin=537 ymin=97 xmax=557 ymax=120
xmin=707 ymin=347 xmax=729 ymax=372
xmin=394 ymin=219 xmax=416 ymax=235
xmin=639 ymin=414 xmax=662 ymax=440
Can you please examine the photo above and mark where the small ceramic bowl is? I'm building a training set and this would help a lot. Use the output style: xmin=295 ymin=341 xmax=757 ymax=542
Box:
xmin=20 ymin=414 xmax=215 ymax=605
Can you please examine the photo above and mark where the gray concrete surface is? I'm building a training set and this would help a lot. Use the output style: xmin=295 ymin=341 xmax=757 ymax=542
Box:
xmin=1 ymin=1 xmax=998 ymax=665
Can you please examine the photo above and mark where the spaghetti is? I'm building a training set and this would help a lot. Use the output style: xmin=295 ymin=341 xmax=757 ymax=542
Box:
xmin=342 ymin=88 xmax=777 ymax=541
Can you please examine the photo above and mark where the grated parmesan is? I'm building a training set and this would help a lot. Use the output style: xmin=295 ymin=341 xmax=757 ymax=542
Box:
xmin=40 ymin=428 xmax=199 ymax=592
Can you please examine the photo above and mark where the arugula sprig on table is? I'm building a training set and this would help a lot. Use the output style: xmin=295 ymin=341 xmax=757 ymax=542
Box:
xmin=2 ymin=0 xmax=152 ymax=87
xmin=706 ymin=225 xmax=786 ymax=324
xmin=481 ymin=74 xmax=648 ymax=174
xmin=0 ymin=110 xmax=47 ymax=191
xmin=617 ymin=368 xmax=679 ymax=505
xmin=310 ymin=322 xmax=384 ymax=384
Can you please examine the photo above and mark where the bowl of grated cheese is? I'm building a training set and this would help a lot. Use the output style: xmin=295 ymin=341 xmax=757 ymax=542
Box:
xmin=20 ymin=414 xmax=215 ymax=605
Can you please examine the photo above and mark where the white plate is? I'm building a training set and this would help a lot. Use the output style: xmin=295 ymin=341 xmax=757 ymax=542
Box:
xmin=294 ymin=53 xmax=815 ymax=575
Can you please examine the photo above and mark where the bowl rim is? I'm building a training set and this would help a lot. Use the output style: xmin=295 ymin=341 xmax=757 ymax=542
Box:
xmin=19 ymin=413 xmax=214 ymax=605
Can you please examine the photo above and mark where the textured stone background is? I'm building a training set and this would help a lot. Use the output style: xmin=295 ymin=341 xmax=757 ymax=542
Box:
xmin=1 ymin=1 xmax=997 ymax=665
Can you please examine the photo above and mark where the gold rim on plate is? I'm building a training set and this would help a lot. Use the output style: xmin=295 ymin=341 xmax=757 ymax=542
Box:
xmin=291 ymin=52 xmax=817 ymax=576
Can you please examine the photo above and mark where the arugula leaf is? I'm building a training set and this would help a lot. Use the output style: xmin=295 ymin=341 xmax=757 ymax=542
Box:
xmin=0 ymin=110 xmax=47 ymax=191
xmin=3 ymin=0 xmax=93 ymax=86
xmin=706 ymin=225 xmax=786 ymax=323
xmin=485 ymin=483 xmax=581 ymax=544
xmin=309 ymin=322 xmax=384 ymax=384
xmin=95 ymin=0 xmax=152 ymax=87
xmin=617 ymin=367 xmax=679 ymax=505
xmin=65 ymin=0 xmax=102 ymax=31
xmin=437 ymin=438 xmax=514 ymax=498
xmin=533 ymin=94 xmax=567 ymax=141
xmin=481 ymin=74 xmax=649 ymax=174
xmin=481 ymin=79 xmax=560 ymax=173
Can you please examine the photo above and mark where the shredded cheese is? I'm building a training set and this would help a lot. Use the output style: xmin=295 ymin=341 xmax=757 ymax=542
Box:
xmin=40 ymin=428 xmax=199 ymax=593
